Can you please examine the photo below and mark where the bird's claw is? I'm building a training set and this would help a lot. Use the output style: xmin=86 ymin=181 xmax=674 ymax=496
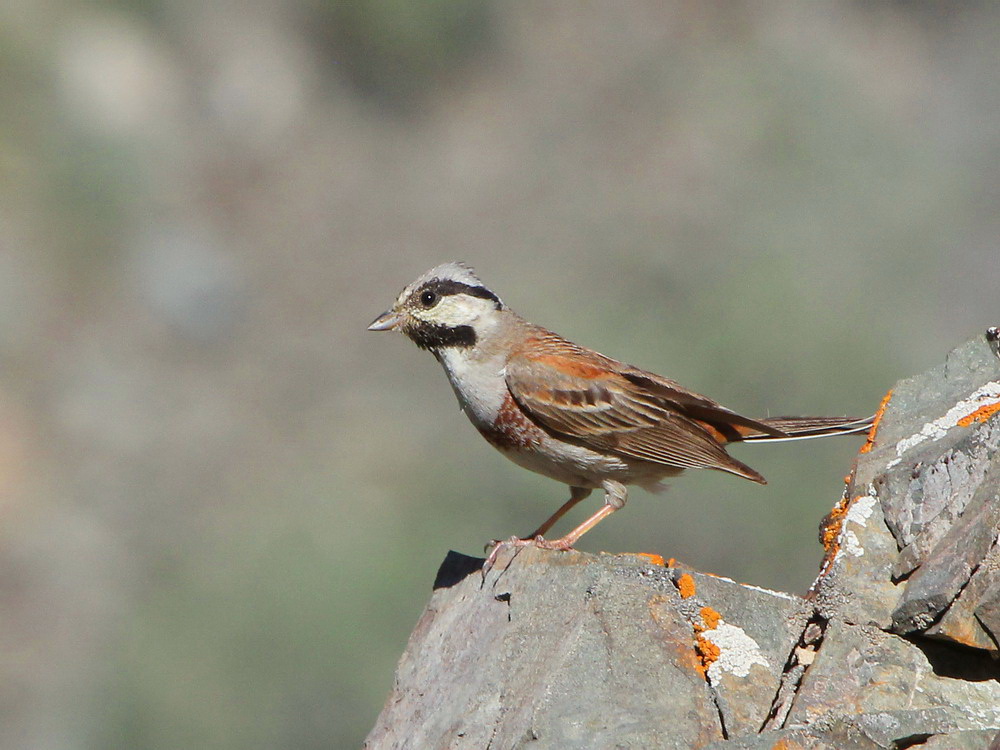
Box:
xmin=482 ymin=534 xmax=575 ymax=574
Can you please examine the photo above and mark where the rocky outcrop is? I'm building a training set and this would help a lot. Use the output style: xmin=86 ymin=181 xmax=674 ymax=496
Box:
xmin=366 ymin=333 xmax=1000 ymax=749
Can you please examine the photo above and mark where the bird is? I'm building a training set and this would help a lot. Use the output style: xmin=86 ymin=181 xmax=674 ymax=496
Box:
xmin=368 ymin=262 xmax=873 ymax=561
xmin=987 ymin=327 xmax=1000 ymax=361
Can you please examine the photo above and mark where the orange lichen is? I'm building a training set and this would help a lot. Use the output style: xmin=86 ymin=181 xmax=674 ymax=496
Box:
xmin=700 ymin=606 xmax=721 ymax=629
xmin=771 ymin=740 xmax=807 ymax=750
xmin=693 ymin=606 xmax=723 ymax=677
xmin=635 ymin=553 xmax=666 ymax=566
xmin=957 ymin=401 xmax=1000 ymax=427
xmin=695 ymin=635 xmax=720 ymax=676
xmin=677 ymin=573 xmax=696 ymax=599
xmin=820 ymin=494 xmax=853 ymax=556
xmin=648 ymin=595 xmax=705 ymax=671
xmin=859 ymin=389 xmax=893 ymax=453
xmin=666 ymin=557 xmax=676 ymax=568
xmin=808 ymin=492 xmax=866 ymax=597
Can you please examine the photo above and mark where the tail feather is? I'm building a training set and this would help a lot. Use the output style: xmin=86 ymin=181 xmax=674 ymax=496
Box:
xmin=737 ymin=415 xmax=874 ymax=443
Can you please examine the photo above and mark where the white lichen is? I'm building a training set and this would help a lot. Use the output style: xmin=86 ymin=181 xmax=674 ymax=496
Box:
xmin=841 ymin=528 xmax=865 ymax=557
xmin=695 ymin=573 xmax=799 ymax=602
xmin=703 ymin=621 xmax=768 ymax=682
xmin=840 ymin=489 xmax=878 ymax=558
xmin=887 ymin=381 xmax=1000 ymax=468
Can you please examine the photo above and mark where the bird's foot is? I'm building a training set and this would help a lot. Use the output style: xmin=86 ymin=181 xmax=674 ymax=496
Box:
xmin=483 ymin=535 xmax=533 ymax=572
xmin=530 ymin=536 xmax=575 ymax=551
xmin=483 ymin=534 xmax=575 ymax=573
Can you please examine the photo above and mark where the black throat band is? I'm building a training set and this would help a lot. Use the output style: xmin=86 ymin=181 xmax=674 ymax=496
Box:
xmin=407 ymin=322 xmax=477 ymax=350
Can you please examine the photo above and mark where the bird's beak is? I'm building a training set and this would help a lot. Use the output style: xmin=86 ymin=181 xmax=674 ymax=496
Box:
xmin=367 ymin=310 xmax=403 ymax=331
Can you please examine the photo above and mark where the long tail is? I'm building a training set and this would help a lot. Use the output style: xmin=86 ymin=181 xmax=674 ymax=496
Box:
xmin=737 ymin=415 xmax=875 ymax=443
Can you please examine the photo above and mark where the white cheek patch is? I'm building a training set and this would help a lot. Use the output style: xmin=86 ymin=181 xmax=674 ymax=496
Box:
xmin=415 ymin=295 xmax=488 ymax=327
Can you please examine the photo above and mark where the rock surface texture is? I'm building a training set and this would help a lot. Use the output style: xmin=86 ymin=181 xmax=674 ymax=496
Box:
xmin=366 ymin=335 xmax=1000 ymax=749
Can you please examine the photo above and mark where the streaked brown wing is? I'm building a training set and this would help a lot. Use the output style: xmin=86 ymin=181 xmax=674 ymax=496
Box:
xmin=504 ymin=345 xmax=766 ymax=482
xmin=613 ymin=368 xmax=787 ymax=439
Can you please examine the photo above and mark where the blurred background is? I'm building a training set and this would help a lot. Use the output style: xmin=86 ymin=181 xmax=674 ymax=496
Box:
xmin=1 ymin=0 xmax=998 ymax=747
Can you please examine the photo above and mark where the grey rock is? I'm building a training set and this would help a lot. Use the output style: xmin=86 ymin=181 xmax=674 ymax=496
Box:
xmin=760 ymin=662 xmax=807 ymax=733
xmin=366 ymin=547 xmax=724 ymax=749
xmin=708 ymin=722 xmax=1000 ymax=750
xmin=885 ymin=428 xmax=998 ymax=580
xmin=923 ymin=502 xmax=1000 ymax=650
xmin=809 ymin=484 xmax=901 ymax=627
xmin=668 ymin=568 xmax=813 ymax=736
xmin=891 ymin=450 xmax=1000 ymax=635
xmin=786 ymin=620 xmax=1000 ymax=746
xmin=812 ymin=336 xmax=1000 ymax=642
xmin=367 ymin=337 xmax=1000 ymax=749
xmin=976 ymin=580 xmax=1000 ymax=645
xmin=920 ymin=729 xmax=1000 ymax=749
xmin=702 ymin=726 xmax=881 ymax=749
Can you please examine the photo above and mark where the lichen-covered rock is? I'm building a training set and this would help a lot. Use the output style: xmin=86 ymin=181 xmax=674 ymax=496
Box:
xmin=812 ymin=335 xmax=1000 ymax=649
xmin=366 ymin=334 xmax=1000 ymax=750
xmin=810 ymin=483 xmax=900 ymax=627
xmin=365 ymin=548 xmax=726 ymax=749
xmin=668 ymin=567 xmax=813 ymax=736
xmin=702 ymin=727 xmax=882 ymax=749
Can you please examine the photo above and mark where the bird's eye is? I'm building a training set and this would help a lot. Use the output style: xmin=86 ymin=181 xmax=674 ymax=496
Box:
xmin=420 ymin=290 xmax=438 ymax=308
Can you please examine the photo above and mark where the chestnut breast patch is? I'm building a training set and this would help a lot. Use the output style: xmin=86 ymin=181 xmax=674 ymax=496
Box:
xmin=477 ymin=392 xmax=545 ymax=451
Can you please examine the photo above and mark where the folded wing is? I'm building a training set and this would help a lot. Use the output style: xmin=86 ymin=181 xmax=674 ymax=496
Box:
xmin=505 ymin=334 xmax=771 ymax=483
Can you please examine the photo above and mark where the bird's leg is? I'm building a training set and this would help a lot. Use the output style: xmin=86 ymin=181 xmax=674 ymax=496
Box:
xmin=483 ymin=486 xmax=591 ymax=570
xmin=525 ymin=486 xmax=592 ymax=539
xmin=534 ymin=479 xmax=627 ymax=551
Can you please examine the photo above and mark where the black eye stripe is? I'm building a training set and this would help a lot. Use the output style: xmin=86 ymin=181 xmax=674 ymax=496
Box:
xmin=414 ymin=279 xmax=502 ymax=309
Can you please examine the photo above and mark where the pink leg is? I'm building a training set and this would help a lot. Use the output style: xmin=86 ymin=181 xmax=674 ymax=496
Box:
xmin=484 ymin=482 xmax=625 ymax=570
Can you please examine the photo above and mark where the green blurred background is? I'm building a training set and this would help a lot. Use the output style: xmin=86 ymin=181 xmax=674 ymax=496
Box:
xmin=1 ymin=1 xmax=998 ymax=747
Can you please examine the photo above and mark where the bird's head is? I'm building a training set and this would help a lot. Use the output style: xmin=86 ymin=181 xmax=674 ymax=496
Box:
xmin=367 ymin=262 xmax=505 ymax=350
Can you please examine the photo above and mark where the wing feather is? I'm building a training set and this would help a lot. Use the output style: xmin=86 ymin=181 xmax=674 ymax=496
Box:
xmin=504 ymin=332 xmax=766 ymax=482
